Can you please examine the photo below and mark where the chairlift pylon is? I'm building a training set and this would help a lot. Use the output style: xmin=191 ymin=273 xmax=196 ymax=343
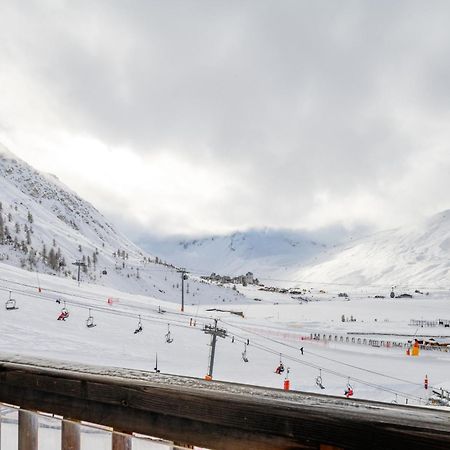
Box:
xmin=5 ymin=291 xmax=18 ymax=311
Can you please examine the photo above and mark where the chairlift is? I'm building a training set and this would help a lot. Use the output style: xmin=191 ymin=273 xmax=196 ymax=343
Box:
xmin=315 ymin=369 xmax=325 ymax=389
xmin=165 ymin=324 xmax=174 ymax=343
xmin=242 ymin=343 xmax=249 ymax=362
xmin=275 ymin=354 xmax=285 ymax=374
xmin=86 ymin=309 xmax=96 ymax=328
xmin=57 ymin=302 xmax=69 ymax=321
xmin=344 ymin=378 xmax=354 ymax=398
xmin=5 ymin=291 xmax=18 ymax=311
xmin=134 ymin=315 xmax=143 ymax=334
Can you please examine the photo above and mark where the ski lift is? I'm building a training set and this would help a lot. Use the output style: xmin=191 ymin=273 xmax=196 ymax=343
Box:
xmin=391 ymin=394 xmax=398 ymax=404
xmin=315 ymin=369 xmax=325 ymax=389
xmin=165 ymin=324 xmax=173 ymax=343
xmin=242 ymin=343 xmax=249 ymax=362
xmin=57 ymin=302 xmax=69 ymax=321
xmin=5 ymin=291 xmax=18 ymax=311
xmin=86 ymin=309 xmax=96 ymax=328
xmin=344 ymin=378 xmax=354 ymax=398
xmin=275 ymin=354 xmax=285 ymax=374
xmin=134 ymin=315 xmax=143 ymax=334
xmin=390 ymin=287 xmax=395 ymax=298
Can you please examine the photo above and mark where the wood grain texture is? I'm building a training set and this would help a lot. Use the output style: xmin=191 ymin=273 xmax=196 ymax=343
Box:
xmin=62 ymin=420 xmax=80 ymax=450
xmin=112 ymin=432 xmax=132 ymax=450
xmin=0 ymin=359 xmax=449 ymax=450
xmin=18 ymin=410 xmax=38 ymax=450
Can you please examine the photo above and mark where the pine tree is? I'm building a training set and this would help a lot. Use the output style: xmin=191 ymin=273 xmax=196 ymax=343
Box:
xmin=27 ymin=211 xmax=33 ymax=223
xmin=48 ymin=248 xmax=57 ymax=270
xmin=15 ymin=222 xmax=20 ymax=234
xmin=0 ymin=213 xmax=4 ymax=244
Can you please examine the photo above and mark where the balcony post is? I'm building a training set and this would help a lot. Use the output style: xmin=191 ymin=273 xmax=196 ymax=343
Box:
xmin=62 ymin=420 xmax=80 ymax=450
xmin=112 ymin=432 xmax=132 ymax=450
xmin=18 ymin=410 xmax=38 ymax=450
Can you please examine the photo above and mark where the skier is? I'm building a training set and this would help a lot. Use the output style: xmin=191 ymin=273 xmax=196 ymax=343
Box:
xmin=300 ymin=347 xmax=304 ymax=355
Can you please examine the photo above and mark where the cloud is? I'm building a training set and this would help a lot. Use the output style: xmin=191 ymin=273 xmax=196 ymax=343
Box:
xmin=1 ymin=0 xmax=450 ymax=236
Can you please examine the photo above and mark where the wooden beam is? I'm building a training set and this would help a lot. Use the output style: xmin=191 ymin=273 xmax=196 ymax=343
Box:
xmin=0 ymin=358 xmax=449 ymax=450
xmin=18 ymin=410 xmax=38 ymax=450
xmin=62 ymin=420 xmax=80 ymax=450
xmin=112 ymin=432 xmax=132 ymax=450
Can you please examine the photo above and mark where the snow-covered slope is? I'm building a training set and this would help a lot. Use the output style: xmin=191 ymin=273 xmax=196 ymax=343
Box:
xmin=293 ymin=211 xmax=450 ymax=288
xmin=140 ymin=227 xmax=354 ymax=279
xmin=0 ymin=144 xmax=245 ymax=304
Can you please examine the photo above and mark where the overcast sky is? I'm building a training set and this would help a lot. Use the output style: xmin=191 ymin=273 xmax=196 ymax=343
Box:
xmin=1 ymin=0 xmax=449 ymax=238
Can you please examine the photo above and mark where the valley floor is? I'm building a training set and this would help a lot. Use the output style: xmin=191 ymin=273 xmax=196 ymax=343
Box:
xmin=0 ymin=262 xmax=449 ymax=411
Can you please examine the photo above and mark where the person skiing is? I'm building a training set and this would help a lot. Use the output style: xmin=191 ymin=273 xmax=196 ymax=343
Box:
xmin=300 ymin=347 xmax=304 ymax=355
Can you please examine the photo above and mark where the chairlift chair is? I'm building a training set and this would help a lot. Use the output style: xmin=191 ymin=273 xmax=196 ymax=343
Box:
xmin=242 ymin=343 xmax=249 ymax=362
xmin=165 ymin=324 xmax=174 ymax=343
xmin=86 ymin=309 xmax=96 ymax=328
xmin=5 ymin=291 xmax=18 ymax=311
xmin=275 ymin=354 xmax=285 ymax=374
xmin=344 ymin=378 xmax=354 ymax=398
xmin=57 ymin=302 xmax=70 ymax=320
xmin=315 ymin=369 xmax=325 ymax=389
xmin=134 ymin=315 xmax=143 ymax=334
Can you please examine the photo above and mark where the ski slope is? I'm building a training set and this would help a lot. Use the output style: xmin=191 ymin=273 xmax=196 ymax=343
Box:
xmin=1 ymin=261 xmax=449 ymax=409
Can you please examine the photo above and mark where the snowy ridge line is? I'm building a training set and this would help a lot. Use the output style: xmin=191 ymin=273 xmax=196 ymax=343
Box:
xmin=220 ymin=319 xmax=430 ymax=396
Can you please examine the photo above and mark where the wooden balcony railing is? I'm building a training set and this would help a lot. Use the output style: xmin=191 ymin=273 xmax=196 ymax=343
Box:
xmin=0 ymin=355 xmax=449 ymax=449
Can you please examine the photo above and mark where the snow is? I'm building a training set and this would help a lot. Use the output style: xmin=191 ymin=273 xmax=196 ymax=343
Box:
xmin=0 ymin=261 xmax=449 ymax=410
xmin=0 ymin=144 xmax=449 ymax=426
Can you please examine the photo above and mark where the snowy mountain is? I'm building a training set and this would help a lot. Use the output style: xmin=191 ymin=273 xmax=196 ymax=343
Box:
xmin=0 ymin=144 xmax=244 ymax=305
xmin=293 ymin=210 xmax=450 ymax=289
xmin=141 ymin=211 xmax=450 ymax=290
xmin=139 ymin=227 xmax=355 ymax=280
